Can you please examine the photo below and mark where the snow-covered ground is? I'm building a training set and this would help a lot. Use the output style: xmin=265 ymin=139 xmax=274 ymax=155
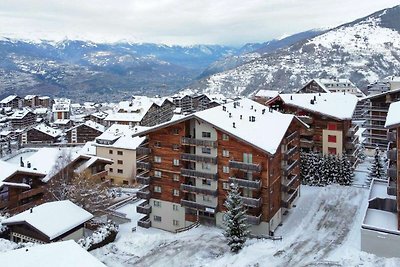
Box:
xmin=91 ymin=182 xmax=400 ymax=266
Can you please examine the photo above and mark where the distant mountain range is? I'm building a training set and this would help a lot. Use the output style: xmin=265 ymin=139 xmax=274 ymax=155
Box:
xmin=184 ymin=5 xmax=400 ymax=97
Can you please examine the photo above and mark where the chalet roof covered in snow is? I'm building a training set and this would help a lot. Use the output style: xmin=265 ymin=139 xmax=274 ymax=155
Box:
xmin=33 ymin=124 xmax=62 ymax=137
xmin=53 ymin=119 xmax=71 ymax=125
xmin=96 ymin=124 xmax=147 ymax=150
xmin=0 ymin=95 xmax=19 ymax=104
xmin=33 ymin=108 xmax=48 ymax=115
xmin=362 ymin=87 xmax=400 ymax=100
xmin=24 ymin=95 xmax=37 ymax=100
xmin=90 ymin=111 xmax=108 ymax=119
xmin=255 ymin=90 xmax=281 ymax=98
xmin=2 ymin=200 xmax=93 ymax=240
xmin=52 ymin=98 xmax=71 ymax=112
xmin=276 ymin=93 xmax=358 ymax=120
xmin=133 ymin=99 xmax=305 ymax=155
xmin=8 ymin=109 xmax=33 ymax=120
xmin=0 ymin=240 xmax=106 ymax=267
xmin=66 ymin=120 xmax=106 ymax=133
xmin=0 ymin=160 xmax=45 ymax=188
xmin=385 ymin=101 xmax=400 ymax=128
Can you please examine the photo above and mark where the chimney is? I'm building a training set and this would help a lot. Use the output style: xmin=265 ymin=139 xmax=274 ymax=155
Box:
xmin=269 ymin=107 xmax=273 ymax=113
xmin=223 ymin=106 xmax=226 ymax=111
xmin=290 ymin=95 xmax=293 ymax=100
xmin=251 ymin=105 xmax=253 ymax=110
xmin=27 ymin=161 xmax=31 ymax=168
xmin=240 ymin=115 xmax=243 ymax=120
xmin=310 ymin=99 xmax=315 ymax=105
xmin=20 ymin=157 xmax=24 ymax=168
xmin=30 ymin=208 xmax=33 ymax=213
xmin=318 ymin=93 xmax=321 ymax=96
xmin=313 ymin=95 xmax=316 ymax=101
xmin=229 ymin=113 xmax=232 ymax=118
xmin=262 ymin=109 xmax=265 ymax=114
xmin=233 ymin=122 xmax=236 ymax=128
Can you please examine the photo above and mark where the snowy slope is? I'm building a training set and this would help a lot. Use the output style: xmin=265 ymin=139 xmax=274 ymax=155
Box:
xmin=185 ymin=5 xmax=400 ymax=97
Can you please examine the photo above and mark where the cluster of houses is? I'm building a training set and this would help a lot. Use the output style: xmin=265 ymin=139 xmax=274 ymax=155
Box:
xmin=0 ymin=76 xmax=400 ymax=261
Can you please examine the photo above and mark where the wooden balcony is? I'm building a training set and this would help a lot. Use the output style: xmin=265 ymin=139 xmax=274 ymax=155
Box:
xmin=181 ymin=137 xmax=217 ymax=148
xmin=346 ymin=124 xmax=359 ymax=137
xmin=181 ymin=168 xmax=218 ymax=180
xmin=241 ymin=196 xmax=262 ymax=208
xmin=387 ymin=167 xmax=397 ymax=179
xmin=137 ymin=188 xmax=151 ymax=200
xmin=387 ymin=149 xmax=397 ymax=162
xmin=136 ymin=201 xmax=152 ymax=215
xmin=283 ymin=146 xmax=299 ymax=161
xmin=180 ymin=199 xmax=218 ymax=210
xmin=136 ymin=175 xmax=151 ymax=185
xmin=282 ymin=188 xmax=299 ymax=209
xmin=229 ymin=160 xmax=262 ymax=172
xmin=282 ymin=159 xmax=298 ymax=177
xmin=300 ymin=128 xmax=314 ymax=136
xmin=137 ymin=161 xmax=151 ymax=170
xmin=284 ymin=131 xmax=298 ymax=144
xmin=299 ymin=116 xmax=314 ymax=125
xmin=181 ymin=153 xmax=217 ymax=164
xmin=138 ymin=216 xmax=151 ymax=228
xmin=281 ymin=174 xmax=298 ymax=192
xmin=18 ymin=186 xmax=45 ymax=201
xmin=91 ymin=170 xmax=108 ymax=180
xmin=370 ymin=105 xmax=389 ymax=112
xmin=180 ymin=184 xmax=218 ymax=196
xmin=361 ymin=122 xmax=386 ymax=130
xmin=300 ymin=138 xmax=314 ymax=148
xmin=245 ymin=214 xmax=262 ymax=225
xmin=228 ymin=177 xmax=261 ymax=190
xmin=136 ymin=146 xmax=151 ymax=155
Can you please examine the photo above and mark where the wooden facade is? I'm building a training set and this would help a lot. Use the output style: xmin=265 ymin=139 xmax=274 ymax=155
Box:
xmin=25 ymin=128 xmax=59 ymax=144
xmin=140 ymin=100 xmax=175 ymax=127
xmin=65 ymin=124 xmax=104 ymax=144
xmin=10 ymin=111 xmax=37 ymax=129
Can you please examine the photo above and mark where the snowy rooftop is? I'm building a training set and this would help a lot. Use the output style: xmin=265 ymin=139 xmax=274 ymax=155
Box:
xmin=33 ymin=108 xmax=48 ymax=115
xmin=134 ymin=99 xmax=302 ymax=155
xmin=2 ymin=200 xmax=93 ymax=240
xmin=0 ymin=160 xmax=45 ymax=188
xmin=24 ymin=95 xmax=37 ymax=100
xmin=67 ymin=120 xmax=106 ymax=133
xmin=0 ymin=240 xmax=106 ymax=267
xmin=96 ymin=124 xmax=147 ymax=150
xmin=52 ymin=98 xmax=71 ymax=112
xmin=90 ymin=111 xmax=108 ymax=119
xmin=105 ymin=112 xmax=145 ymax=123
xmin=277 ymin=93 xmax=358 ymax=120
xmin=8 ymin=109 xmax=32 ymax=120
xmin=79 ymin=141 xmax=97 ymax=156
xmin=255 ymin=90 xmax=281 ymax=98
xmin=33 ymin=124 xmax=62 ymax=137
xmin=368 ymin=179 xmax=396 ymax=201
xmin=53 ymin=119 xmax=71 ymax=125
xmin=385 ymin=101 xmax=400 ymax=128
xmin=0 ymin=95 xmax=18 ymax=104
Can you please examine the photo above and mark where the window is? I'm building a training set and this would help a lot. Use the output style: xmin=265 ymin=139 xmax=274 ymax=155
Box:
xmin=328 ymin=147 xmax=337 ymax=155
xmin=202 ymin=179 xmax=211 ymax=186
xmin=173 ymin=174 xmax=180 ymax=181
xmin=223 ymin=166 xmax=229 ymax=173
xmin=173 ymin=220 xmax=180 ymax=226
xmin=172 ymin=144 xmax=180 ymax=151
xmin=109 ymin=168 xmax=113 ymax=173
xmin=243 ymin=153 xmax=253 ymax=163
xmin=173 ymin=204 xmax=179 ymax=211
xmin=109 ymin=149 xmax=113 ymax=154
xmin=201 ymin=147 xmax=211 ymax=154
xmin=173 ymin=159 xmax=180 ymax=166
xmin=117 ymin=160 xmax=123 ymax=164
xmin=154 ymin=185 xmax=162 ymax=193
xmin=202 ymin=132 xmax=211 ymax=138
xmin=154 ymin=156 xmax=162 ymax=163
xmin=154 ymin=200 xmax=161 ymax=207
xmin=328 ymin=135 xmax=337 ymax=143
xmin=117 ymin=169 xmax=123 ymax=174
xmin=222 ymin=133 xmax=229 ymax=141
xmin=123 ymin=180 xmax=129 ymax=185
xmin=154 ymin=171 xmax=162 ymax=178
xmin=155 ymin=141 xmax=161 ymax=147
xmin=173 ymin=189 xmax=179 ymax=196
xmin=222 ymin=150 xmax=229 ymax=157
xmin=223 ymin=182 xmax=230 ymax=190
xmin=327 ymin=123 xmax=337 ymax=130
xmin=172 ymin=128 xmax=180 ymax=135
xmin=117 ymin=151 xmax=123 ymax=155
xmin=154 ymin=215 xmax=162 ymax=222
xmin=203 ymin=195 xmax=211 ymax=202
xmin=202 ymin=163 xmax=211 ymax=170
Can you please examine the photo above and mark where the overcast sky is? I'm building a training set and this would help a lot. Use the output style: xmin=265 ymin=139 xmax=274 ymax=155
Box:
xmin=0 ymin=0 xmax=398 ymax=46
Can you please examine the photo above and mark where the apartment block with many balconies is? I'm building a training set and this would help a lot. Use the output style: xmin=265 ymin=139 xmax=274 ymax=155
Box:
xmin=132 ymin=98 xmax=306 ymax=235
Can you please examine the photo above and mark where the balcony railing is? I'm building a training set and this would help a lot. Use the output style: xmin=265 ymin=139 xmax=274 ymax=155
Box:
xmin=388 ymin=132 xmax=397 ymax=142
xmin=181 ymin=168 xmax=218 ymax=180
xmin=138 ymin=216 xmax=151 ymax=228
xmin=136 ymin=146 xmax=151 ymax=155
xmin=361 ymin=122 xmax=386 ymax=130
xmin=387 ymin=149 xmax=397 ymax=162
xmin=284 ymin=131 xmax=299 ymax=144
xmin=136 ymin=175 xmax=151 ymax=185
xmin=137 ymin=188 xmax=151 ymax=200
xmin=283 ymin=146 xmax=299 ymax=161
xmin=180 ymin=199 xmax=217 ymax=210
xmin=136 ymin=201 xmax=152 ymax=215
xmin=387 ymin=167 xmax=397 ymax=179
xmin=241 ymin=196 xmax=262 ymax=208
xmin=137 ymin=161 xmax=152 ymax=170
xmin=181 ymin=137 xmax=217 ymax=148
xmin=298 ymin=116 xmax=313 ymax=124
xmin=18 ymin=186 xmax=45 ymax=201
xmin=346 ymin=124 xmax=359 ymax=137
xmin=180 ymin=184 xmax=218 ymax=196
xmin=245 ymin=214 xmax=262 ymax=225
xmin=300 ymin=128 xmax=314 ymax=136
xmin=362 ymin=131 xmax=389 ymax=141
xmin=91 ymin=170 xmax=108 ymax=180
xmin=370 ymin=105 xmax=389 ymax=112
xmin=387 ymin=181 xmax=397 ymax=196
xmin=300 ymin=139 xmax=314 ymax=148
xmin=282 ymin=174 xmax=298 ymax=192
xmin=282 ymin=188 xmax=299 ymax=208
xmin=181 ymin=153 xmax=217 ymax=164
xmin=282 ymin=159 xmax=298 ymax=176
xmin=228 ymin=160 xmax=262 ymax=172
xmin=228 ymin=177 xmax=261 ymax=190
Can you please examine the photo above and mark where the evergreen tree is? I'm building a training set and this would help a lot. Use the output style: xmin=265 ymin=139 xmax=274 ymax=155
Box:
xmin=342 ymin=153 xmax=354 ymax=186
xmin=224 ymin=183 xmax=250 ymax=253
xmin=367 ymin=147 xmax=386 ymax=185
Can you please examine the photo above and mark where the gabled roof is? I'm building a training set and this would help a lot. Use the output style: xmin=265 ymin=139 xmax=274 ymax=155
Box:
xmin=0 ymin=160 xmax=45 ymax=188
xmin=363 ymin=87 xmax=400 ymax=101
xmin=8 ymin=109 xmax=34 ymax=120
xmin=32 ymin=124 xmax=62 ymax=138
xmin=385 ymin=101 xmax=400 ymax=128
xmin=255 ymin=90 xmax=281 ymax=98
xmin=269 ymin=93 xmax=358 ymax=120
xmin=0 ymin=95 xmax=19 ymax=104
xmin=2 ymin=200 xmax=93 ymax=240
xmin=66 ymin=120 xmax=106 ymax=133
xmin=133 ymin=99 xmax=306 ymax=155
xmin=0 ymin=240 xmax=106 ymax=267
xmin=96 ymin=124 xmax=147 ymax=150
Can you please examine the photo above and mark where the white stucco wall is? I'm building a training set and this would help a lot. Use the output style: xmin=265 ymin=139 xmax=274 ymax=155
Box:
xmin=150 ymin=198 xmax=187 ymax=232
xmin=361 ymin=228 xmax=400 ymax=258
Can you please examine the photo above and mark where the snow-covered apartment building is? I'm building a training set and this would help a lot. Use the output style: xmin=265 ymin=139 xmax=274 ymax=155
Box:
xmin=172 ymin=93 xmax=226 ymax=114
xmin=132 ymin=99 xmax=305 ymax=234
xmin=52 ymin=98 xmax=71 ymax=121
xmin=266 ymin=93 xmax=360 ymax=165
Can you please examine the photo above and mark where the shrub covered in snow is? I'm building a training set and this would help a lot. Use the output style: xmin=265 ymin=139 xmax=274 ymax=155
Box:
xmin=78 ymin=221 xmax=118 ymax=251
xmin=0 ymin=213 xmax=10 ymax=235
xmin=223 ymin=183 xmax=250 ymax=253
xmin=300 ymin=152 xmax=354 ymax=186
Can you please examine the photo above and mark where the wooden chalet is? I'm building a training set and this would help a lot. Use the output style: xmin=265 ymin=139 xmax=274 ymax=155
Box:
xmin=65 ymin=120 xmax=106 ymax=144
xmin=22 ymin=124 xmax=62 ymax=144
xmin=9 ymin=110 xmax=37 ymax=129
xmin=24 ymin=95 xmax=39 ymax=108
xmin=133 ymin=99 xmax=305 ymax=235
xmin=0 ymin=95 xmax=22 ymax=109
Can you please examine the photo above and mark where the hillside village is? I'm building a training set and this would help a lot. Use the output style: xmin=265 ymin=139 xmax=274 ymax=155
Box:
xmin=0 ymin=75 xmax=399 ymax=266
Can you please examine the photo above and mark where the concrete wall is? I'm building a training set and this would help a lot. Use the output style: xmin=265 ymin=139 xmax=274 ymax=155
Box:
xmin=96 ymin=146 xmax=136 ymax=185
xmin=361 ymin=228 xmax=400 ymax=258
xmin=322 ymin=129 xmax=343 ymax=155
xmin=60 ymin=227 xmax=84 ymax=242
xmin=150 ymin=198 xmax=186 ymax=232
xmin=194 ymin=120 xmax=218 ymax=174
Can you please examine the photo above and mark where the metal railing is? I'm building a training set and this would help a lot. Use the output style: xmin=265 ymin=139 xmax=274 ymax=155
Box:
xmin=181 ymin=168 xmax=218 ymax=180
xmin=181 ymin=153 xmax=218 ymax=164
xmin=285 ymin=131 xmax=298 ymax=144
xmin=387 ymin=167 xmax=397 ymax=179
xmin=136 ymin=175 xmax=151 ymax=185
xmin=180 ymin=199 xmax=217 ymax=210
xmin=241 ymin=196 xmax=262 ymax=208
xmin=388 ymin=132 xmax=397 ymax=142
xmin=228 ymin=177 xmax=261 ymax=190
xmin=282 ymin=159 xmax=298 ymax=176
xmin=136 ymin=146 xmax=151 ymax=155
xmin=137 ymin=189 xmax=151 ymax=199
xmin=180 ymin=184 xmax=218 ymax=196
xmin=229 ymin=160 xmax=262 ymax=172
xmin=136 ymin=201 xmax=152 ymax=215
xmin=282 ymin=188 xmax=299 ymax=208
xmin=137 ymin=161 xmax=152 ymax=170
xmin=245 ymin=214 xmax=262 ymax=225
xmin=281 ymin=174 xmax=298 ymax=192
xmin=138 ymin=216 xmax=151 ymax=228
xmin=283 ymin=146 xmax=299 ymax=161
xmin=181 ymin=137 xmax=217 ymax=148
